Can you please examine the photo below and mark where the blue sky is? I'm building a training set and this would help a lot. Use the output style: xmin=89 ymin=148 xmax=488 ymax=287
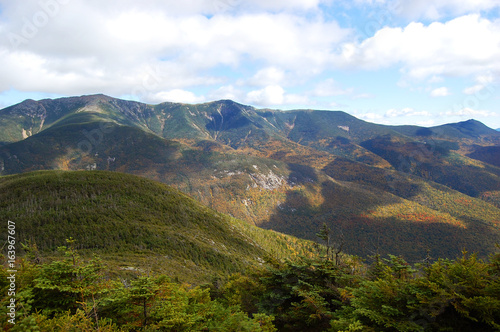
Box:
xmin=0 ymin=0 xmax=499 ymax=128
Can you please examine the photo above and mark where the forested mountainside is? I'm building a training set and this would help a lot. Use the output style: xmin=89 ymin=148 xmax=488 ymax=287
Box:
xmin=0 ymin=170 xmax=319 ymax=284
xmin=1 ymin=94 xmax=499 ymax=261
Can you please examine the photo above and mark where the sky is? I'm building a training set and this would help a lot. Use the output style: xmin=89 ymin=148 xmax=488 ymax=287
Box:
xmin=0 ymin=0 xmax=499 ymax=128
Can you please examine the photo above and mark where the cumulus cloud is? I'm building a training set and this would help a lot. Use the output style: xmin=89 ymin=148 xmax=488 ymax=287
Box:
xmin=385 ymin=107 xmax=431 ymax=117
xmin=428 ymin=76 xmax=444 ymax=83
xmin=244 ymin=85 xmax=308 ymax=106
xmin=463 ymin=73 xmax=496 ymax=95
xmin=246 ymin=67 xmax=286 ymax=87
xmin=0 ymin=0 xmax=351 ymax=104
xmin=148 ymin=89 xmax=205 ymax=104
xmin=357 ymin=112 xmax=384 ymax=121
xmin=430 ymin=87 xmax=450 ymax=97
xmin=443 ymin=108 xmax=498 ymax=117
xmin=355 ymin=107 xmax=436 ymax=126
xmin=208 ymin=85 xmax=243 ymax=101
xmin=463 ymin=85 xmax=485 ymax=95
xmin=338 ymin=15 xmax=500 ymax=81
xmin=246 ymin=85 xmax=285 ymax=105
xmin=355 ymin=107 xmax=439 ymax=125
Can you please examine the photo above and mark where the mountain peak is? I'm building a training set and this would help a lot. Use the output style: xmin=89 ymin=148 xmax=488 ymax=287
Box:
xmin=420 ymin=118 xmax=500 ymax=139
xmin=451 ymin=118 xmax=497 ymax=133
xmin=206 ymin=99 xmax=254 ymax=110
xmin=210 ymin=99 xmax=241 ymax=104
xmin=459 ymin=119 xmax=483 ymax=125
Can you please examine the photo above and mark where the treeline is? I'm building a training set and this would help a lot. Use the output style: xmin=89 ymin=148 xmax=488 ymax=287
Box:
xmin=1 ymin=242 xmax=499 ymax=331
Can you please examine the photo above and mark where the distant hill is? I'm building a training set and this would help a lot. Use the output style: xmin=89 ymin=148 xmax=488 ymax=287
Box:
xmin=0 ymin=170 xmax=318 ymax=283
xmin=1 ymin=95 xmax=499 ymax=261
xmin=392 ymin=119 xmax=500 ymax=139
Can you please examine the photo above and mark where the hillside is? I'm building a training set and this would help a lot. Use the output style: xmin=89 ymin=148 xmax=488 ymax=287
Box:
xmin=0 ymin=170 xmax=318 ymax=283
xmin=1 ymin=94 xmax=500 ymax=261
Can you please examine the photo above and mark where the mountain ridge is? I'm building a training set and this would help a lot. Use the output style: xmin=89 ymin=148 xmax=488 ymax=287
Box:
xmin=3 ymin=94 xmax=499 ymax=144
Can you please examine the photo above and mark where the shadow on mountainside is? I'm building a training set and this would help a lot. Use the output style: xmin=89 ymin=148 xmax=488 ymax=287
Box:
xmin=259 ymin=161 xmax=497 ymax=262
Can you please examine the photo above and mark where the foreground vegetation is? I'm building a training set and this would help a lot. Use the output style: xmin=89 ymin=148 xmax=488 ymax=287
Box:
xmin=1 ymin=242 xmax=499 ymax=331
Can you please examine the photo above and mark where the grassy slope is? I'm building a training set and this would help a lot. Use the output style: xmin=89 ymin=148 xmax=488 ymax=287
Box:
xmin=0 ymin=170 xmax=318 ymax=284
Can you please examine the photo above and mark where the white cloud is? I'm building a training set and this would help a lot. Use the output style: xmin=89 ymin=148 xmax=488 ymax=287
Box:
xmin=444 ymin=108 xmax=498 ymax=117
xmin=149 ymin=89 xmax=205 ymax=104
xmin=463 ymin=72 xmax=496 ymax=95
xmin=430 ymin=87 xmax=450 ymax=97
xmin=354 ymin=107 xmax=436 ymax=125
xmin=0 ymin=1 xmax=351 ymax=100
xmin=338 ymin=15 xmax=500 ymax=81
xmin=358 ymin=112 xmax=384 ymax=121
xmin=354 ymin=107 xmax=436 ymax=126
xmin=475 ymin=73 xmax=495 ymax=85
xmin=208 ymin=85 xmax=243 ymax=101
xmin=428 ymin=75 xmax=444 ymax=83
xmin=385 ymin=107 xmax=431 ymax=117
xmin=246 ymin=67 xmax=286 ymax=87
xmin=244 ymin=85 xmax=308 ymax=106
xmin=246 ymin=85 xmax=285 ymax=105
xmin=463 ymin=85 xmax=485 ymax=95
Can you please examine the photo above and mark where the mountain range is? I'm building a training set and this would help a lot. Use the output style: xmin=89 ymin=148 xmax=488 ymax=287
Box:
xmin=1 ymin=94 xmax=499 ymax=261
